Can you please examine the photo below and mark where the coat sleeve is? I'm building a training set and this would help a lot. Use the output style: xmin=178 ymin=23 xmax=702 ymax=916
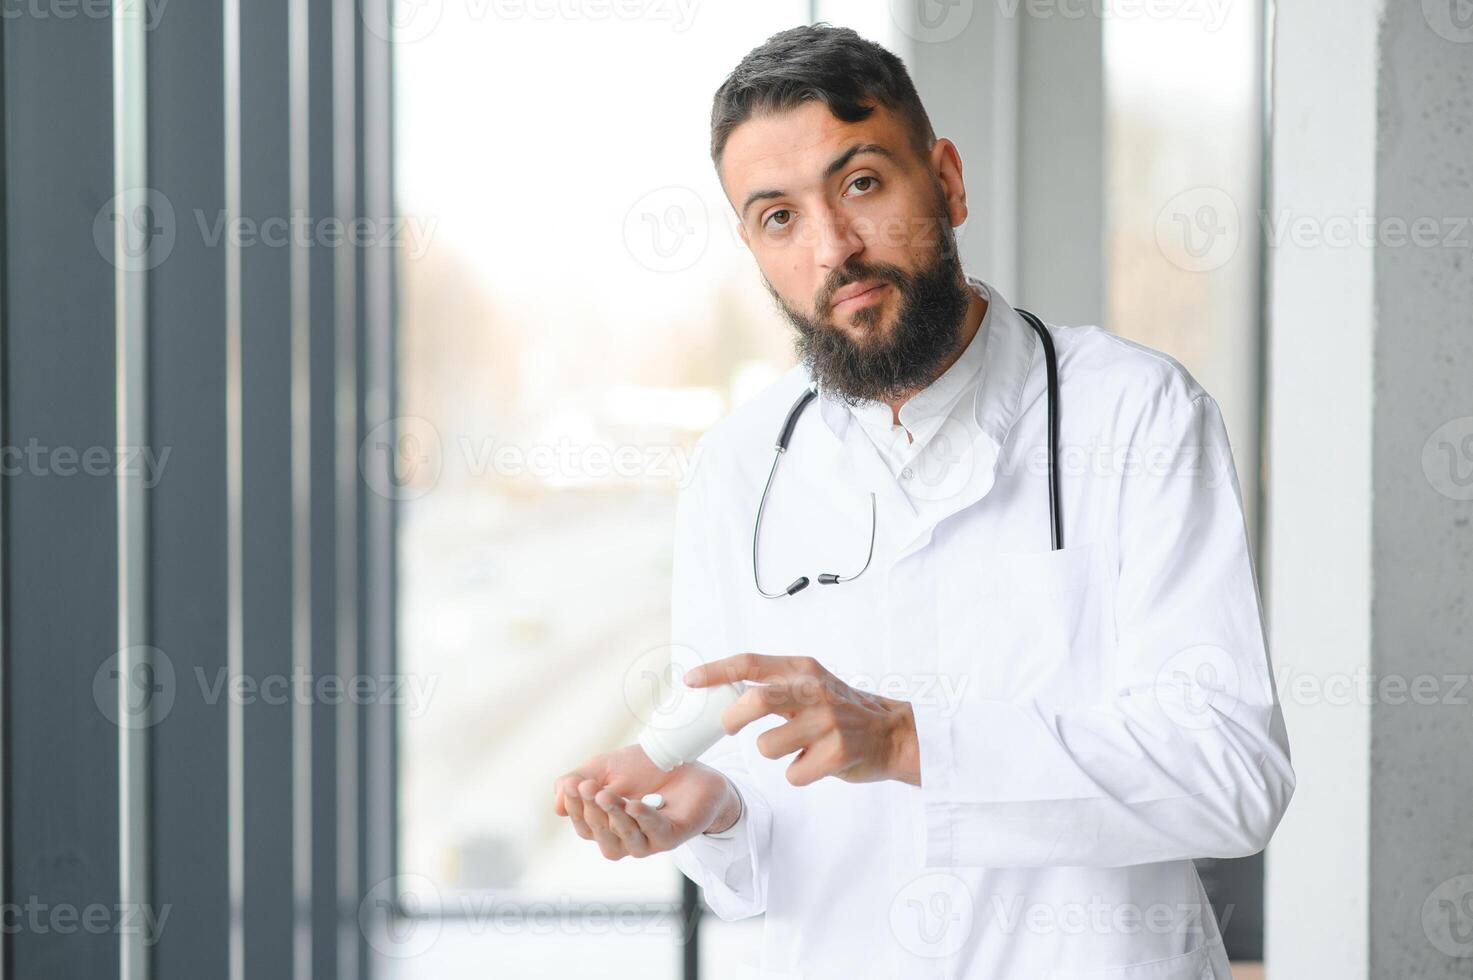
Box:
xmin=667 ymin=438 xmax=774 ymax=919
xmin=909 ymin=390 xmax=1295 ymax=868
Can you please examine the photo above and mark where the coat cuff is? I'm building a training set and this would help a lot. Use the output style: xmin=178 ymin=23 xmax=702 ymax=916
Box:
xmin=911 ymin=699 xmax=957 ymax=867
xmin=672 ymin=770 xmax=771 ymax=919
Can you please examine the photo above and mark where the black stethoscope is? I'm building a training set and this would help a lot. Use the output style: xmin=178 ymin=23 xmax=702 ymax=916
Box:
xmin=752 ymin=307 xmax=1061 ymax=598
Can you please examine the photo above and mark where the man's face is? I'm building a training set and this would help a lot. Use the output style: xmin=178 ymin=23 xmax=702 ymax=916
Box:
xmin=720 ymin=100 xmax=973 ymax=405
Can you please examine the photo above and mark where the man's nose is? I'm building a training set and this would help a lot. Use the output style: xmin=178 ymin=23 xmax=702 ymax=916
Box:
xmin=811 ymin=205 xmax=865 ymax=272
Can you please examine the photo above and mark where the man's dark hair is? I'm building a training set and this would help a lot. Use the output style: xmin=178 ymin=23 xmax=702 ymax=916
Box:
xmin=710 ymin=23 xmax=937 ymax=178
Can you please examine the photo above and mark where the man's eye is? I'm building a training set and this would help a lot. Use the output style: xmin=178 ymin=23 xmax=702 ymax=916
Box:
xmin=763 ymin=209 xmax=793 ymax=232
xmin=848 ymin=175 xmax=878 ymax=195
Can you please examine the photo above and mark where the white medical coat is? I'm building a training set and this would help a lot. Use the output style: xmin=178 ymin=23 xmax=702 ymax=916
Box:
xmin=670 ymin=278 xmax=1295 ymax=980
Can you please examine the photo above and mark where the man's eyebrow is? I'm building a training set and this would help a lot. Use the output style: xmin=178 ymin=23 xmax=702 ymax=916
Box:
xmin=740 ymin=142 xmax=896 ymax=221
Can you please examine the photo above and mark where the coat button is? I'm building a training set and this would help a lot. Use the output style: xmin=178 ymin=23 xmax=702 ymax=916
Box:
xmin=900 ymin=466 xmax=914 ymax=480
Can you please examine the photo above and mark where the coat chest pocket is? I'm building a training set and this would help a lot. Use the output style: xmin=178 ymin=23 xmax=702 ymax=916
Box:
xmin=943 ymin=541 xmax=1110 ymax=704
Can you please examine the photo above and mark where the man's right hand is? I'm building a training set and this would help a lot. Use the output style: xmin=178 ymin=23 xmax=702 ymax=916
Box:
xmin=553 ymin=744 xmax=742 ymax=860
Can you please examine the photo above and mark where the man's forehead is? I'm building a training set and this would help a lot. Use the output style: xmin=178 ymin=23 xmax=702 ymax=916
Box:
xmin=720 ymin=101 xmax=904 ymax=200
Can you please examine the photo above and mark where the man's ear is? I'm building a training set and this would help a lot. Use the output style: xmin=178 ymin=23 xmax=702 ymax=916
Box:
xmin=930 ymin=137 xmax=968 ymax=229
xmin=736 ymin=218 xmax=749 ymax=250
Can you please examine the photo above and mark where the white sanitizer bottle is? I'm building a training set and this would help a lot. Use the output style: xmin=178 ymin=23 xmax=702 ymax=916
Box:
xmin=636 ymin=678 xmax=748 ymax=772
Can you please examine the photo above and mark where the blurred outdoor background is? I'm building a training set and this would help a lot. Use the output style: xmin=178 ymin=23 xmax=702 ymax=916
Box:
xmin=392 ymin=1 xmax=1265 ymax=975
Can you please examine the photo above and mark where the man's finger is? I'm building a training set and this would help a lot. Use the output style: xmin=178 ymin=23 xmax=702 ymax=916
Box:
xmin=591 ymin=823 xmax=627 ymax=860
xmin=597 ymin=790 xmax=651 ymax=855
xmin=721 ymin=680 xmax=807 ymax=734
xmin=565 ymin=796 xmax=594 ymax=840
xmin=556 ymin=774 xmax=586 ymax=818
xmin=558 ymin=775 xmax=588 ymax=833
xmin=684 ymin=652 xmax=814 ymax=689
xmin=579 ymin=779 xmax=610 ymax=834
xmin=624 ymin=799 xmax=671 ymax=843
xmin=785 ymin=744 xmax=832 ymax=788
xmin=755 ymin=713 xmax=823 ymax=760
xmin=580 ymin=781 xmax=627 ymax=859
xmin=558 ymin=769 xmax=594 ymax=812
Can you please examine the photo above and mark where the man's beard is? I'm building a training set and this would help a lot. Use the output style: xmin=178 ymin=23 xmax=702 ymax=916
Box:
xmin=762 ymin=209 xmax=973 ymax=408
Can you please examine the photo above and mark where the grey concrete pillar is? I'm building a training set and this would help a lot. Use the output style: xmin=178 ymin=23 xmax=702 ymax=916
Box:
xmin=1265 ymin=1 xmax=1473 ymax=977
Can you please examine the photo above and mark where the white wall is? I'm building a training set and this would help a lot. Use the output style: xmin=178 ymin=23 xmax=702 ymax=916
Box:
xmin=1263 ymin=1 xmax=1383 ymax=976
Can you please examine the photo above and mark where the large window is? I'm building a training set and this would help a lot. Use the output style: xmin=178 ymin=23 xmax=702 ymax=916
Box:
xmin=393 ymin=4 xmax=807 ymax=977
xmin=1104 ymin=1 xmax=1265 ymax=539
xmin=1104 ymin=0 xmax=1268 ymax=960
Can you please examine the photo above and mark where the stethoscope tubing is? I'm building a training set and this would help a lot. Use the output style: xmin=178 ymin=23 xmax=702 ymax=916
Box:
xmin=752 ymin=307 xmax=1062 ymax=598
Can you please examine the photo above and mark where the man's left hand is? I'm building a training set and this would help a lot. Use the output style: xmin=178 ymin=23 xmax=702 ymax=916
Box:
xmin=683 ymin=653 xmax=921 ymax=787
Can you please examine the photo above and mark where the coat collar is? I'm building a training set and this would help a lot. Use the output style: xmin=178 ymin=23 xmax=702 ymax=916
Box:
xmin=811 ymin=275 xmax=1038 ymax=458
